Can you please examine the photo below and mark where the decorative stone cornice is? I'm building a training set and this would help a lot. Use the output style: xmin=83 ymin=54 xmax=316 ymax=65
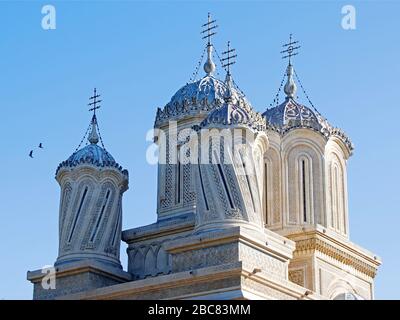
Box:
xmin=154 ymin=75 xmax=253 ymax=128
xmin=265 ymin=122 xmax=354 ymax=155
xmin=54 ymin=262 xmax=322 ymax=300
xmin=27 ymin=260 xmax=131 ymax=284
xmin=55 ymin=164 xmax=129 ymax=192
xmin=288 ymin=231 xmax=381 ymax=278
xmin=122 ymin=213 xmax=195 ymax=244
xmin=56 ymin=158 xmax=127 ymax=177
xmin=165 ymin=226 xmax=295 ymax=263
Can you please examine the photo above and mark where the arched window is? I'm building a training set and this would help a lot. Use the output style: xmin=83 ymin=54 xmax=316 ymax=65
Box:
xmin=176 ymin=149 xmax=181 ymax=204
xmin=298 ymin=156 xmax=311 ymax=224
xmin=264 ymin=147 xmax=281 ymax=227
xmin=331 ymin=159 xmax=346 ymax=235
xmin=286 ymin=143 xmax=323 ymax=226
xmin=264 ymin=161 xmax=269 ymax=225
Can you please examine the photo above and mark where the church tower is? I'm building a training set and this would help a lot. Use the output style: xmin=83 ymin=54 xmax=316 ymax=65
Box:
xmin=262 ymin=35 xmax=381 ymax=299
xmin=55 ymin=113 xmax=128 ymax=268
xmin=28 ymin=16 xmax=380 ymax=300
xmin=121 ymin=19 xmax=379 ymax=300
xmin=28 ymin=89 xmax=131 ymax=299
xmin=194 ymin=42 xmax=268 ymax=233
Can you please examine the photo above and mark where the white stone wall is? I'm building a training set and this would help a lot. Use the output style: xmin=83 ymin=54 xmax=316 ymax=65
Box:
xmin=263 ymin=128 xmax=351 ymax=240
xmin=56 ymin=165 xmax=128 ymax=268
xmin=156 ymin=118 xmax=201 ymax=219
xmin=193 ymin=129 xmax=268 ymax=232
xmin=324 ymin=137 xmax=351 ymax=237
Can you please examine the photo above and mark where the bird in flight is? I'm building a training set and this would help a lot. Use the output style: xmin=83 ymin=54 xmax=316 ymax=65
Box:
xmin=38 ymin=143 xmax=43 ymax=149
xmin=29 ymin=150 xmax=33 ymax=158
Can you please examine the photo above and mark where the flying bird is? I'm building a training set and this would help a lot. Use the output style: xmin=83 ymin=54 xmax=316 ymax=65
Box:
xmin=29 ymin=150 xmax=33 ymax=158
xmin=38 ymin=143 xmax=43 ymax=149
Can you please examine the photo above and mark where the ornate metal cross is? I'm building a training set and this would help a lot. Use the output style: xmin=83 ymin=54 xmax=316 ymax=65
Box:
xmin=281 ymin=34 xmax=301 ymax=65
xmin=221 ymin=41 xmax=237 ymax=74
xmin=88 ymin=88 xmax=102 ymax=115
xmin=201 ymin=13 xmax=218 ymax=46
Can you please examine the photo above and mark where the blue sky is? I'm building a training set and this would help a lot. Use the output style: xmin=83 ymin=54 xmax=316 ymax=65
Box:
xmin=0 ymin=0 xmax=399 ymax=299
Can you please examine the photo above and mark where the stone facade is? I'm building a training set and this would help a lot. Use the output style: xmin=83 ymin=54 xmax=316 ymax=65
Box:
xmin=27 ymin=18 xmax=381 ymax=300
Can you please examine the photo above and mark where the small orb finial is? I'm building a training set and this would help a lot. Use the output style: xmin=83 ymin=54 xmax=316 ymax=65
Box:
xmin=201 ymin=13 xmax=218 ymax=76
xmin=203 ymin=45 xmax=216 ymax=75
xmin=88 ymin=115 xmax=99 ymax=144
xmin=284 ymin=64 xmax=297 ymax=98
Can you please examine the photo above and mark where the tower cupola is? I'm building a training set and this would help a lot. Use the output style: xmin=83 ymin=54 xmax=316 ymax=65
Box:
xmin=55 ymin=89 xmax=129 ymax=269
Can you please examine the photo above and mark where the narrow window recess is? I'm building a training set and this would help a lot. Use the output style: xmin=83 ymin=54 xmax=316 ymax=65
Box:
xmin=214 ymin=151 xmax=235 ymax=209
xmin=90 ymin=189 xmax=111 ymax=242
xmin=264 ymin=162 xmax=268 ymax=225
xmin=198 ymin=165 xmax=210 ymax=211
xmin=240 ymin=152 xmax=256 ymax=212
xmin=111 ymin=198 xmax=121 ymax=247
xmin=333 ymin=165 xmax=341 ymax=232
xmin=176 ymin=150 xmax=181 ymax=204
xmin=302 ymin=160 xmax=307 ymax=222
xmin=68 ymin=187 xmax=88 ymax=243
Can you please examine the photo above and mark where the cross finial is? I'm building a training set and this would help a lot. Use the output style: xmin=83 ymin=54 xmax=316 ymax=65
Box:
xmin=87 ymin=88 xmax=101 ymax=144
xmin=280 ymin=34 xmax=301 ymax=66
xmin=201 ymin=13 xmax=218 ymax=76
xmin=280 ymin=36 xmax=300 ymax=99
xmin=88 ymin=88 xmax=102 ymax=116
xmin=201 ymin=12 xmax=218 ymax=46
xmin=221 ymin=41 xmax=237 ymax=76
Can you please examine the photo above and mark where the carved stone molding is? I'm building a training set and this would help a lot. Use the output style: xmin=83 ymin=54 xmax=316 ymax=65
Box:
xmin=289 ymin=233 xmax=380 ymax=278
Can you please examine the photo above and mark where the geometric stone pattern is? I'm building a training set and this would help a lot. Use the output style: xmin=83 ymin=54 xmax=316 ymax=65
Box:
xmin=289 ymin=269 xmax=305 ymax=287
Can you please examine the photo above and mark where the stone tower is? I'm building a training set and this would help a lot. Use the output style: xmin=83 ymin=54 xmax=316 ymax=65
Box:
xmin=262 ymin=63 xmax=352 ymax=237
xmin=261 ymin=43 xmax=380 ymax=298
xmin=55 ymin=114 xmax=129 ymax=268
xmin=194 ymin=72 xmax=268 ymax=233
xmin=27 ymin=93 xmax=131 ymax=299
xmin=124 ymin=39 xmax=301 ymax=295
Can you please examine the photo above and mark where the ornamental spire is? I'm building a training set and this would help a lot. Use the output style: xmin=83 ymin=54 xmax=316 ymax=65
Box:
xmin=222 ymin=41 xmax=237 ymax=78
xmin=221 ymin=41 xmax=237 ymax=102
xmin=281 ymin=34 xmax=301 ymax=99
xmin=201 ymin=13 xmax=218 ymax=75
xmin=88 ymin=88 xmax=101 ymax=144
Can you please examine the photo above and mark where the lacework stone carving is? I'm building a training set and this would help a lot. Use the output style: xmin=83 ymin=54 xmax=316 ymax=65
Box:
xmin=62 ymin=180 xmax=95 ymax=252
xmin=81 ymin=182 xmax=116 ymax=250
xmin=289 ymin=269 xmax=305 ymax=287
